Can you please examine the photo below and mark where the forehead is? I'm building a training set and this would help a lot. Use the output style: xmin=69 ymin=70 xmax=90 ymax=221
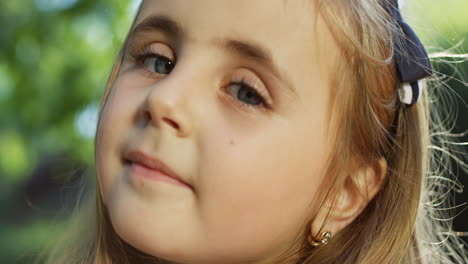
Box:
xmin=137 ymin=0 xmax=318 ymax=42
xmin=138 ymin=0 xmax=313 ymax=30
xmin=136 ymin=0 xmax=339 ymax=102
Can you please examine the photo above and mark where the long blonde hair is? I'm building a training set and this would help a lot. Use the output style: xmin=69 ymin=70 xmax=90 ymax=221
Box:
xmin=38 ymin=1 xmax=467 ymax=263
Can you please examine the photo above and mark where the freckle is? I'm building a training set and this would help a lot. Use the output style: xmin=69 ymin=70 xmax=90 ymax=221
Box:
xmin=229 ymin=139 xmax=235 ymax=145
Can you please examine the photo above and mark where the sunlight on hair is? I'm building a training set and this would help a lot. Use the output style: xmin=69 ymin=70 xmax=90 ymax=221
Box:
xmin=129 ymin=0 xmax=142 ymax=15
xmin=398 ymin=0 xmax=407 ymax=9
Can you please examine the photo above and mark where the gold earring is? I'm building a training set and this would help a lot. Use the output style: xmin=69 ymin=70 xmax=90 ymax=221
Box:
xmin=308 ymin=231 xmax=332 ymax=247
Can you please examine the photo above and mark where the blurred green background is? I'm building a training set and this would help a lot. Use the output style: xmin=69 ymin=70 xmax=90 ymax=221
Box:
xmin=0 ymin=0 xmax=467 ymax=263
xmin=0 ymin=0 xmax=138 ymax=262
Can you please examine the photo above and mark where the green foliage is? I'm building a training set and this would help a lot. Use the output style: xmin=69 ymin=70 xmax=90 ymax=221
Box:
xmin=406 ymin=0 xmax=468 ymax=132
xmin=0 ymin=131 xmax=33 ymax=185
xmin=0 ymin=0 xmax=137 ymax=262
xmin=1 ymin=0 xmax=138 ymax=172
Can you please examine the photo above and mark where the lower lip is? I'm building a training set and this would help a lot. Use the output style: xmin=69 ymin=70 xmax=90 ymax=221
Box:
xmin=129 ymin=162 xmax=191 ymax=189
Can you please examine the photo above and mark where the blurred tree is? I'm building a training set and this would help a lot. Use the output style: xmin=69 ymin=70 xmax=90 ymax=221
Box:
xmin=0 ymin=0 xmax=137 ymax=262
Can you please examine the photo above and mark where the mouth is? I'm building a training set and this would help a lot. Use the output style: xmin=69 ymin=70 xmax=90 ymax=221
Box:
xmin=123 ymin=150 xmax=193 ymax=190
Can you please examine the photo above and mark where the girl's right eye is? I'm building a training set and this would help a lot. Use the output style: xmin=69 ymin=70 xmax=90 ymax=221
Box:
xmin=141 ymin=55 xmax=175 ymax=75
xmin=129 ymin=42 xmax=176 ymax=76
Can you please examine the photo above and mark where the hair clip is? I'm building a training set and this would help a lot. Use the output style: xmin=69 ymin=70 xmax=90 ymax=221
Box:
xmin=389 ymin=1 xmax=432 ymax=105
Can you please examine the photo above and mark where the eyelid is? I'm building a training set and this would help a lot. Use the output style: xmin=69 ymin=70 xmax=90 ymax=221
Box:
xmin=231 ymin=69 xmax=272 ymax=106
xmin=128 ymin=41 xmax=176 ymax=63
xmin=126 ymin=41 xmax=176 ymax=79
xmin=137 ymin=42 xmax=175 ymax=61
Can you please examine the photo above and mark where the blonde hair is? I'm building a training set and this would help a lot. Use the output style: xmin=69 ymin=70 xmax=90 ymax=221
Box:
xmin=36 ymin=1 xmax=467 ymax=263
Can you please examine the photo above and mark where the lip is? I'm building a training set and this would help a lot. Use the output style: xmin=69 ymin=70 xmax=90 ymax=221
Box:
xmin=123 ymin=150 xmax=192 ymax=190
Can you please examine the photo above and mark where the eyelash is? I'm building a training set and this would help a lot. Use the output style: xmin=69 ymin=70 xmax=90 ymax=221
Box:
xmin=129 ymin=46 xmax=174 ymax=77
xmin=127 ymin=44 xmax=271 ymax=111
xmin=225 ymin=78 xmax=271 ymax=111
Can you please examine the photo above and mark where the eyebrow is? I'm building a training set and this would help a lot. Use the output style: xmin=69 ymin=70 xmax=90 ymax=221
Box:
xmin=129 ymin=15 xmax=184 ymax=40
xmin=129 ymin=15 xmax=297 ymax=96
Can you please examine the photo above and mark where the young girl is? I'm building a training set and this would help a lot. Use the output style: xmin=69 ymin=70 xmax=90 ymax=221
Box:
xmin=39 ymin=0 xmax=468 ymax=263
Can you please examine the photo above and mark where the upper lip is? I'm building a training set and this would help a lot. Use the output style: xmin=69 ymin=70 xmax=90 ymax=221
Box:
xmin=124 ymin=150 xmax=192 ymax=189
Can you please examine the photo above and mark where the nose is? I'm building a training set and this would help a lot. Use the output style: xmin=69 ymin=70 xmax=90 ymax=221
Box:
xmin=140 ymin=78 xmax=194 ymax=138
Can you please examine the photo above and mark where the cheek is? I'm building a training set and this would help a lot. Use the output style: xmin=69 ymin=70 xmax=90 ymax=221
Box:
xmin=196 ymin=118 xmax=329 ymax=257
xmin=96 ymin=105 xmax=119 ymax=202
xmin=95 ymin=84 xmax=137 ymax=202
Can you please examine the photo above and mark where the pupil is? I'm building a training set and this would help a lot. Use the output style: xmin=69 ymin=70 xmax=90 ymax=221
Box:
xmin=239 ymin=86 xmax=261 ymax=105
xmin=154 ymin=57 xmax=173 ymax=74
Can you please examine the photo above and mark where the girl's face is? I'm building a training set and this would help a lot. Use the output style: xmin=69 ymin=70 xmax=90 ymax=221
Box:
xmin=96 ymin=0 xmax=339 ymax=263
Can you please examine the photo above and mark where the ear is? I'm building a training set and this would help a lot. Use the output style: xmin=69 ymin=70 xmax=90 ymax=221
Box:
xmin=311 ymin=158 xmax=387 ymax=236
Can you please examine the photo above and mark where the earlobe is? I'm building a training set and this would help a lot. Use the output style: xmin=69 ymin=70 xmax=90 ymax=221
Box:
xmin=310 ymin=158 xmax=387 ymax=237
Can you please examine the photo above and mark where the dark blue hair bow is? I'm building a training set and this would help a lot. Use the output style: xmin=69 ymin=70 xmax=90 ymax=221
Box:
xmin=388 ymin=1 xmax=432 ymax=105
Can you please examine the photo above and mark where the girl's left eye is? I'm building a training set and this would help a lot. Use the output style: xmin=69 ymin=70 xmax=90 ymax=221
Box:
xmin=226 ymin=82 xmax=265 ymax=107
xmin=224 ymin=69 xmax=272 ymax=110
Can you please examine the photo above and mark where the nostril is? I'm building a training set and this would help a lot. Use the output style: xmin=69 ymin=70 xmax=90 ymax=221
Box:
xmin=142 ymin=111 xmax=151 ymax=122
xmin=136 ymin=111 xmax=152 ymax=127
xmin=162 ymin=117 xmax=180 ymax=130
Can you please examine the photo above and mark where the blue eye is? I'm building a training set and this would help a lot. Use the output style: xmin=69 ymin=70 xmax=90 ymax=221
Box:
xmin=227 ymin=82 xmax=265 ymax=106
xmin=142 ymin=55 xmax=175 ymax=75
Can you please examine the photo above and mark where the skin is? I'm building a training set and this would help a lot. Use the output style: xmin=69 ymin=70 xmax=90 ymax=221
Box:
xmin=96 ymin=0 xmax=386 ymax=263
